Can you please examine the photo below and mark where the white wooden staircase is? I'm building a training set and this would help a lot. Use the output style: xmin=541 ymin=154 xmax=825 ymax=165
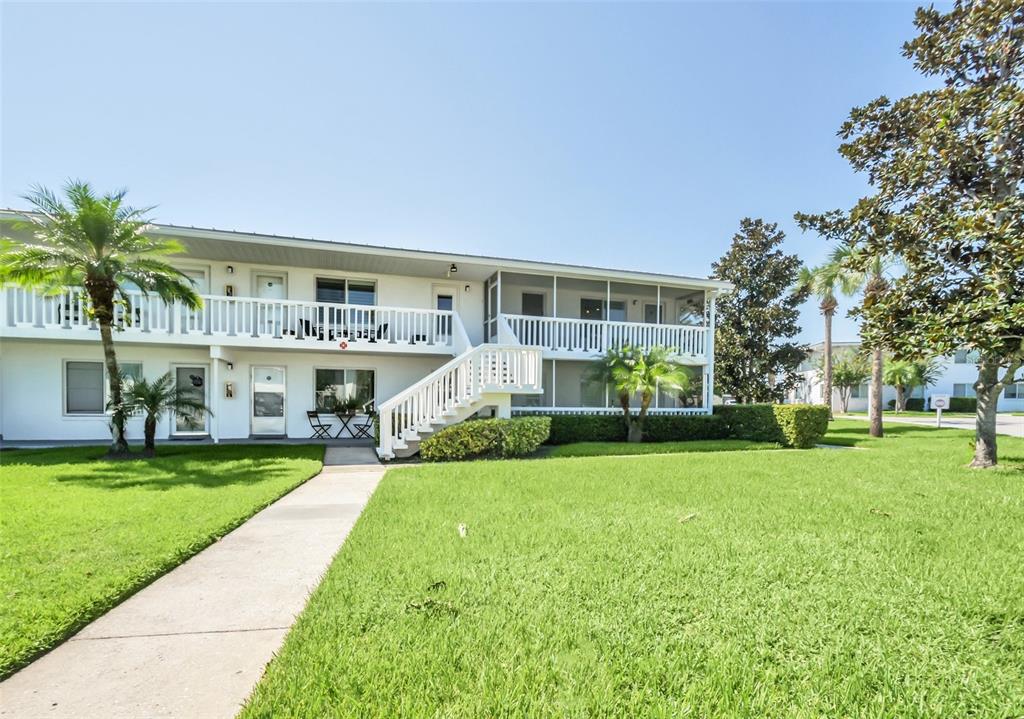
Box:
xmin=376 ymin=324 xmax=543 ymax=460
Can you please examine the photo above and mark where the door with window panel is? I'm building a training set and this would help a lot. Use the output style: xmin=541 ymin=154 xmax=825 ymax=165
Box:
xmin=173 ymin=366 xmax=207 ymax=435
xmin=252 ymin=367 xmax=286 ymax=436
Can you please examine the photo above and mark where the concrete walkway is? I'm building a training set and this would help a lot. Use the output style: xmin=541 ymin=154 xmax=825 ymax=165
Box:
xmin=839 ymin=413 xmax=1023 ymax=438
xmin=0 ymin=446 xmax=385 ymax=719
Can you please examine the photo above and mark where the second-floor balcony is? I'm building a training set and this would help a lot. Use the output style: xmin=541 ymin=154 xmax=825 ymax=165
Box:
xmin=500 ymin=313 xmax=708 ymax=362
xmin=488 ymin=271 xmax=715 ymax=364
xmin=1 ymin=287 xmax=463 ymax=354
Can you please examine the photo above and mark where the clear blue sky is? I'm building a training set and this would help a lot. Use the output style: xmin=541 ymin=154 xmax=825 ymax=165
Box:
xmin=1 ymin=1 xmax=937 ymax=342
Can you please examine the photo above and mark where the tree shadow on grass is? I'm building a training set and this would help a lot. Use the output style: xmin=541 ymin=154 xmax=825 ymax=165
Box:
xmin=1 ymin=444 xmax=323 ymax=491
xmin=824 ymin=422 xmax=976 ymax=447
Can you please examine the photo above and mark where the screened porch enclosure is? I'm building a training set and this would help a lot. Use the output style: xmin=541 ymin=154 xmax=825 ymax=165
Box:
xmin=487 ymin=271 xmax=712 ymax=361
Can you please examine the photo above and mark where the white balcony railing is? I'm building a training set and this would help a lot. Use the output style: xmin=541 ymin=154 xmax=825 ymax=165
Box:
xmin=2 ymin=287 xmax=459 ymax=351
xmin=501 ymin=313 xmax=707 ymax=358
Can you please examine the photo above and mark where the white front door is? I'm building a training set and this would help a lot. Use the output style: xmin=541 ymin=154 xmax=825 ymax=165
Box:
xmin=255 ymin=274 xmax=286 ymax=300
xmin=182 ymin=269 xmax=209 ymax=295
xmin=173 ymin=366 xmax=208 ymax=435
xmin=255 ymin=274 xmax=287 ymax=336
xmin=251 ymin=366 xmax=286 ymax=436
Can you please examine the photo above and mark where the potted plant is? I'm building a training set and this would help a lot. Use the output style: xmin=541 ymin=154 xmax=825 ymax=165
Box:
xmin=341 ymin=397 xmax=360 ymax=416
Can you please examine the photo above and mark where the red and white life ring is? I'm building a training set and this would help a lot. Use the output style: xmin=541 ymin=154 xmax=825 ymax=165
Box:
xmin=339 ymin=341 xmax=349 ymax=350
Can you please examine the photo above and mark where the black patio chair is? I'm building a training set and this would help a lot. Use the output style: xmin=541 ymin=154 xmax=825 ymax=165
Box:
xmin=351 ymin=412 xmax=375 ymax=440
xmin=367 ymin=322 xmax=389 ymax=343
xmin=306 ymin=410 xmax=332 ymax=439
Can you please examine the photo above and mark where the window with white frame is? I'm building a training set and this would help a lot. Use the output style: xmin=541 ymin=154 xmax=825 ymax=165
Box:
xmin=1002 ymin=382 xmax=1022 ymax=399
xmin=849 ymin=383 xmax=869 ymax=399
xmin=953 ymin=383 xmax=975 ymax=398
xmin=316 ymin=278 xmax=377 ymax=306
xmin=314 ymin=368 xmax=375 ymax=412
xmin=953 ymin=349 xmax=980 ymax=364
xmin=64 ymin=361 xmax=142 ymax=414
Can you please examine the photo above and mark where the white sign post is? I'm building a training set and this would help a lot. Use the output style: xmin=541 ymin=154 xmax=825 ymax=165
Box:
xmin=931 ymin=394 xmax=950 ymax=428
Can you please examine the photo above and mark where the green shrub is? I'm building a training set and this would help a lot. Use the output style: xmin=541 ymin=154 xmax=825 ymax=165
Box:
xmin=713 ymin=404 xmax=784 ymax=443
xmin=420 ymin=417 xmax=551 ymax=462
xmin=545 ymin=414 xmax=627 ymax=444
xmin=904 ymin=398 xmax=925 ymax=412
xmin=948 ymin=397 xmax=976 ymax=412
xmin=641 ymin=414 xmax=729 ymax=442
xmin=771 ymin=404 xmax=830 ymax=448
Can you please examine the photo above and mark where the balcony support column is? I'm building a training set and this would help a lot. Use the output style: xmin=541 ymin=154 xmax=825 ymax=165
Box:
xmin=656 ymin=286 xmax=661 ymax=324
xmin=210 ymin=353 xmax=221 ymax=444
xmin=705 ymin=292 xmax=717 ymax=412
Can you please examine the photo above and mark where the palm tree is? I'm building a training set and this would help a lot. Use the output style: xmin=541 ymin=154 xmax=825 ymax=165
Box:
xmin=845 ymin=251 xmax=890 ymax=437
xmin=123 ymin=372 xmax=212 ymax=457
xmin=0 ymin=181 xmax=201 ymax=456
xmin=797 ymin=247 xmax=859 ymax=418
xmin=883 ymin=360 xmax=915 ymax=413
xmin=588 ymin=345 xmax=691 ymax=442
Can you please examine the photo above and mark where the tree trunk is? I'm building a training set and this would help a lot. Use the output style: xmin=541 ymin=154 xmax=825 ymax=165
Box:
xmin=869 ymin=347 xmax=883 ymax=438
xmin=823 ymin=311 xmax=833 ymax=419
xmin=144 ymin=416 xmax=157 ymax=458
xmin=895 ymin=386 xmax=905 ymax=413
xmin=628 ymin=391 xmax=652 ymax=443
xmin=970 ymin=361 xmax=1001 ymax=468
xmin=627 ymin=420 xmax=643 ymax=443
xmin=99 ymin=319 xmax=130 ymax=457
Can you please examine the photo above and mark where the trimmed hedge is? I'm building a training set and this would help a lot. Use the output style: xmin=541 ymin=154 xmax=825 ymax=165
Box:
xmin=420 ymin=417 xmax=551 ymax=462
xmin=543 ymin=413 xmax=728 ymax=445
xmin=546 ymin=414 xmax=626 ymax=444
xmin=640 ymin=414 xmax=729 ymax=442
xmin=771 ymin=404 xmax=830 ymax=448
xmin=948 ymin=397 xmax=977 ymax=412
xmin=536 ymin=404 xmax=826 ymax=449
xmin=888 ymin=398 xmax=926 ymax=411
xmin=713 ymin=404 xmax=784 ymax=443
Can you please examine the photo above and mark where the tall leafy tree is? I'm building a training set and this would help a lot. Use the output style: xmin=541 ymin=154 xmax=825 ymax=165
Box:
xmin=0 ymin=181 xmax=201 ymax=457
xmin=712 ymin=218 xmax=809 ymax=403
xmin=587 ymin=345 xmax=690 ymax=442
xmin=825 ymin=350 xmax=872 ymax=414
xmin=826 ymin=1 xmax=1024 ymax=467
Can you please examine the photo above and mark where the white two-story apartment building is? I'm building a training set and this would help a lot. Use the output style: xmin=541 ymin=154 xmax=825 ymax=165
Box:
xmin=0 ymin=213 xmax=729 ymax=458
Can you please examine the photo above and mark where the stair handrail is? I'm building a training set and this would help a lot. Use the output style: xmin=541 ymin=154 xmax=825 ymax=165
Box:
xmin=377 ymin=343 xmax=542 ymax=458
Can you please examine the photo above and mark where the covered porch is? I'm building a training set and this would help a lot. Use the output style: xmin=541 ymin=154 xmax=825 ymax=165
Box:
xmin=509 ymin=359 xmax=711 ymax=415
xmin=488 ymin=271 xmax=715 ymax=362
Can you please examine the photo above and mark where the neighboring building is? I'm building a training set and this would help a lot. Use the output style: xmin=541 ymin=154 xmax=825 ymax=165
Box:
xmin=0 ymin=211 xmax=730 ymax=458
xmin=789 ymin=341 xmax=1024 ymax=413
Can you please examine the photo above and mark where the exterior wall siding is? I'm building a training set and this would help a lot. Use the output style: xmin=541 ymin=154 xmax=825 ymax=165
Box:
xmin=0 ymin=340 xmax=446 ymax=441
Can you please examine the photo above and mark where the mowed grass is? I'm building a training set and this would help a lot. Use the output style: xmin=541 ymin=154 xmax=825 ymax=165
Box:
xmin=242 ymin=422 xmax=1024 ymax=718
xmin=544 ymin=438 xmax=779 ymax=457
xmin=0 ymin=444 xmax=322 ymax=677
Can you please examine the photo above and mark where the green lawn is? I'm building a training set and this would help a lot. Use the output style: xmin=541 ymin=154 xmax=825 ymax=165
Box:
xmin=0 ymin=444 xmax=322 ymax=678
xmin=544 ymin=438 xmax=779 ymax=457
xmin=242 ymin=422 xmax=1024 ymax=718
